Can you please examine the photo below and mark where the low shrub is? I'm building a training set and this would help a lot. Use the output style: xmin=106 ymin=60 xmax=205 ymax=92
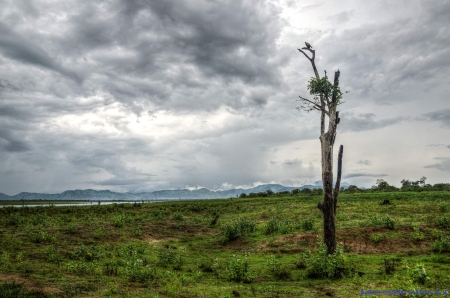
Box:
xmin=225 ymin=253 xmax=253 ymax=283
xmin=301 ymin=236 xmax=345 ymax=279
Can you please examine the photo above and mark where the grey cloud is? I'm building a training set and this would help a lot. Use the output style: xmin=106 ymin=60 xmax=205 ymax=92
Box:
xmin=91 ymin=177 xmax=155 ymax=187
xmin=427 ymin=144 xmax=447 ymax=148
xmin=320 ymin=2 xmax=450 ymax=100
xmin=283 ymin=159 xmax=302 ymax=165
xmin=420 ymin=109 xmax=450 ymax=127
xmin=344 ymin=173 xmax=388 ymax=178
xmin=0 ymin=22 xmax=81 ymax=82
xmin=424 ymin=157 xmax=450 ymax=172
xmin=340 ymin=112 xmax=406 ymax=132
xmin=328 ymin=10 xmax=354 ymax=24
xmin=0 ymin=128 xmax=31 ymax=152
xmin=300 ymin=3 xmax=323 ymax=11
xmin=448 ymin=145 xmax=450 ymax=149
xmin=356 ymin=160 xmax=371 ymax=166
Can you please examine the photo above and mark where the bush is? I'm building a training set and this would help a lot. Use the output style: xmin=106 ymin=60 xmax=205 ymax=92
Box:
xmin=301 ymin=236 xmax=345 ymax=279
xmin=157 ymin=247 xmax=183 ymax=269
xmin=301 ymin=218 xmax=315 ymax=231
xmin=225 ymin=253 xmax=253 ymax=283
xmin=172 ymin=212 xmax=184 ymax=221
xmin=125 ymin=258 xmax=155 ymax=282
xmin=221 ymin=218 xmax=257 ymax=243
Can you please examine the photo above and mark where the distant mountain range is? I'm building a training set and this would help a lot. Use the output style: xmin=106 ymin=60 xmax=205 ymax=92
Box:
xmin=0 ymin=182 xmax=351 ymax=201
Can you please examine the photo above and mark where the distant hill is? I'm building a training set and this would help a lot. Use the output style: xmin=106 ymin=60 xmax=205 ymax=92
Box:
xmin=0 ymin=182 xmax=351 ymax=201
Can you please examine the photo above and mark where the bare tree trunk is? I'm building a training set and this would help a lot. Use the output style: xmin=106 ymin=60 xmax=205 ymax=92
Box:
xmin=298 ymin=45 xmax=344 ymax=255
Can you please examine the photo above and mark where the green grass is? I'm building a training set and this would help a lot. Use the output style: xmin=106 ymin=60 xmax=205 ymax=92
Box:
xmin=0 ymin=192 xmax=449 ymax=297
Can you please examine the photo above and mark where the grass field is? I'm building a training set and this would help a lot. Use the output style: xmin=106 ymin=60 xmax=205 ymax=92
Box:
xmin=0 ymin=192 xmax=450 ymax=297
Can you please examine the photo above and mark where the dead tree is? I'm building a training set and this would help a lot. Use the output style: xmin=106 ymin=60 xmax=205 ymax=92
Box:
xmin=297 ymin=42 xmax=345 ymax=254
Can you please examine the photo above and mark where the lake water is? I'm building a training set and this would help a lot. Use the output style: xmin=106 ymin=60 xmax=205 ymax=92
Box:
xmin=0 ymin=201 xmax=163 ymax=208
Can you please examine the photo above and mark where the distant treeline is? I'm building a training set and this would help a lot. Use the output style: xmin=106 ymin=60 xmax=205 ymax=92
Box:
xmin=238 ymin=177 xmax=450 ymax=198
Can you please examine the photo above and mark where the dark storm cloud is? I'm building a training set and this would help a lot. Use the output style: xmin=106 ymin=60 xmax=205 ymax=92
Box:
xmin=419 ymin=109 xmax=450 ymax=127
xmin=0 ymin=22 xmax=81 ymax=82
xmin=339 ymin=112 xmax=406 ymax=132
xmin=424 ymin=157 xmax=450 ymax=172
xmin=344 ymin=173 xmax=388 ymax=178
xmin=47 ymin=0 xmax=286 ymax=113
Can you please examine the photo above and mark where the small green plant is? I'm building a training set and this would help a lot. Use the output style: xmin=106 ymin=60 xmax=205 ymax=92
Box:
xmin=225 ymin=253 xmax=253 ymax=283
xmin=408 ymin=263 xmax=430 ymax=285
xmin=437 ymin=216 xmax=450 ymax=228
xmin=267 ymin=255 xmax=291 ymax=280
xmin=370 ymin=233 xmax=384 ymax=244
xmin=411 ymin=226 xmax=425 ymax=242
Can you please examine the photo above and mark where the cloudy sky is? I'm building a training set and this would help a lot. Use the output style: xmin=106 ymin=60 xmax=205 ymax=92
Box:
xmin=0 ymin=0 xmax=449 ymax=195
